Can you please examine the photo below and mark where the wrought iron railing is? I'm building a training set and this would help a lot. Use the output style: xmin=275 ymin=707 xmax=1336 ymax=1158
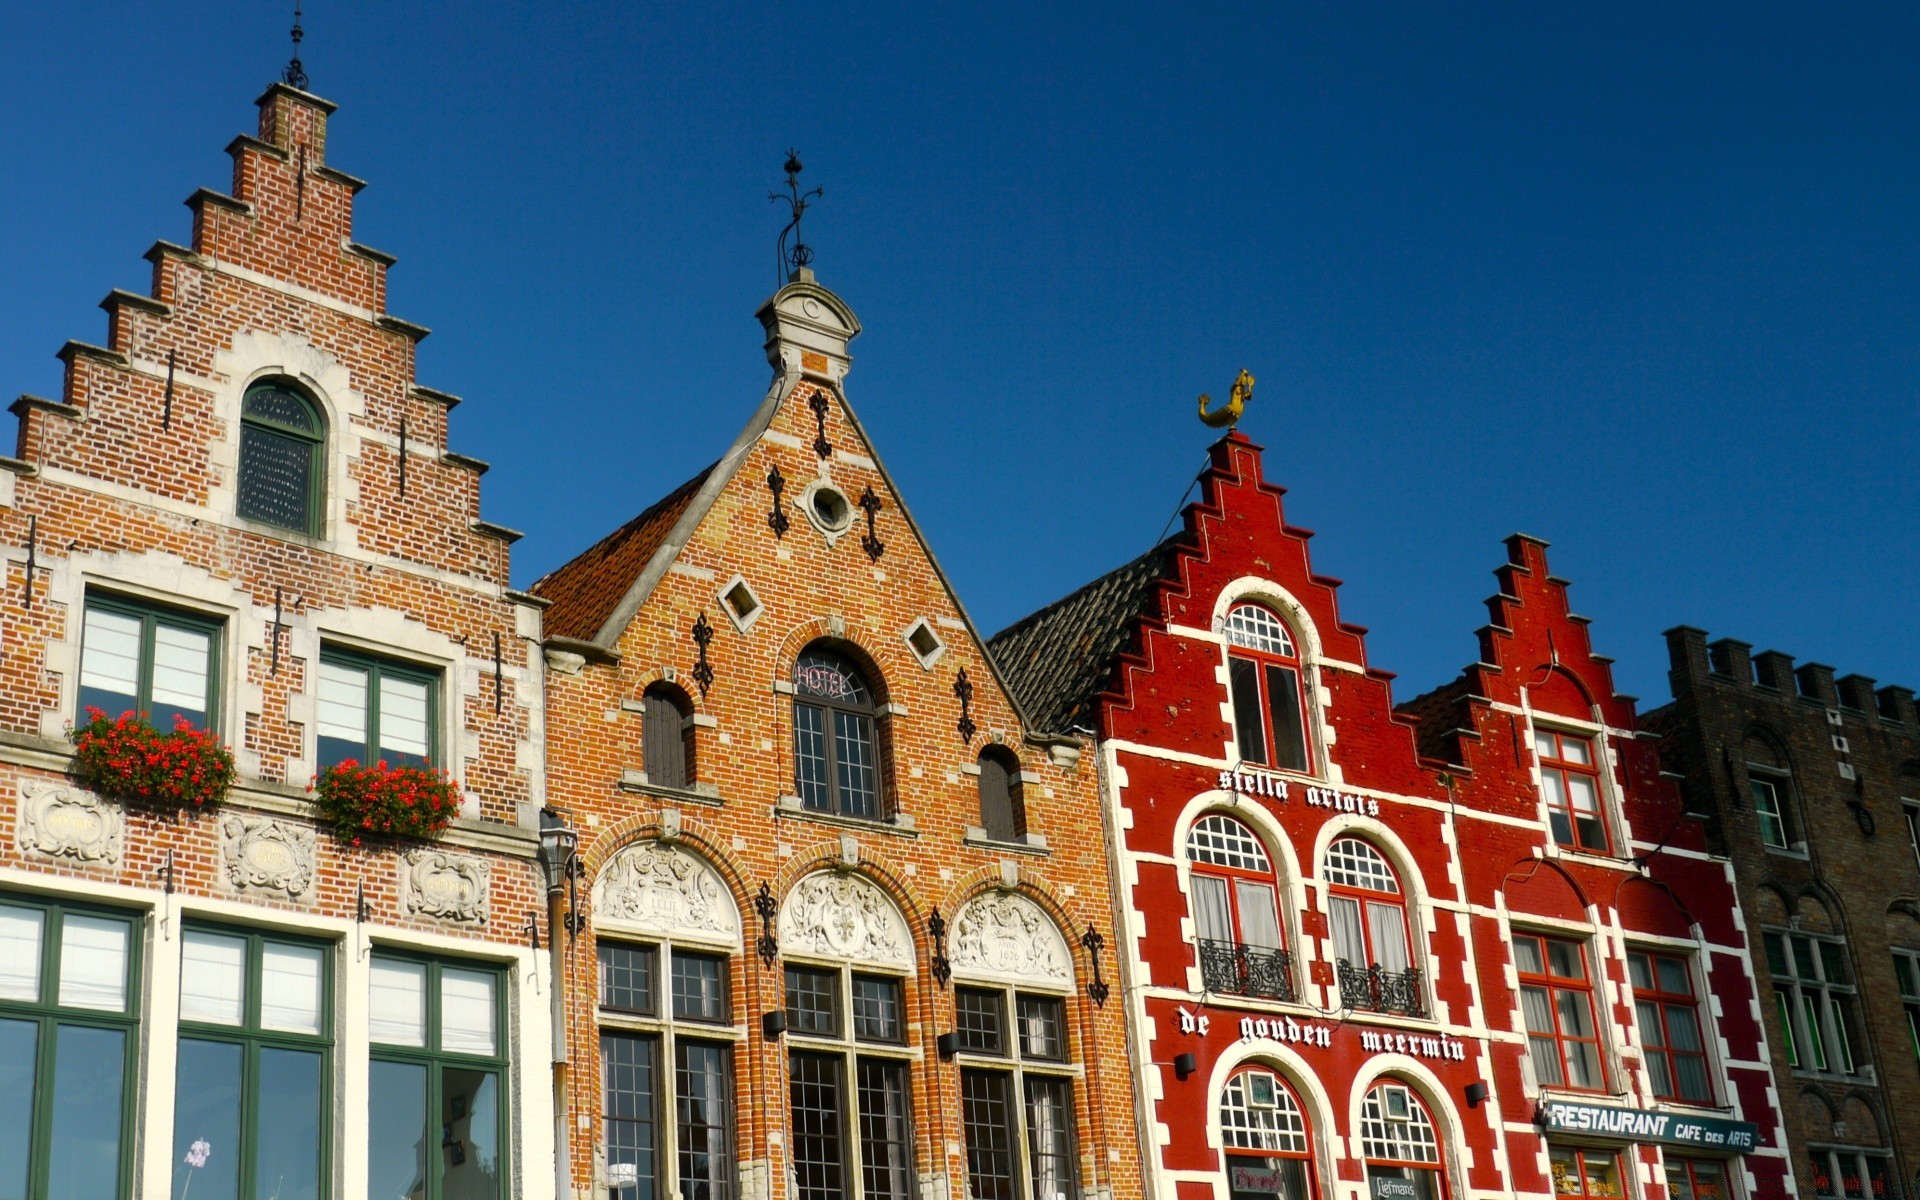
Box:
xmin=1336 ymin=960 xmax=1426 ymax=1017
xmin=1197 ymin=939 xmax=1296 ymax=1002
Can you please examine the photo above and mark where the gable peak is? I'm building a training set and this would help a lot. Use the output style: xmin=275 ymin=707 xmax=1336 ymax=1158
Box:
xmin=758 ymin=269 xmax=861 ymax=384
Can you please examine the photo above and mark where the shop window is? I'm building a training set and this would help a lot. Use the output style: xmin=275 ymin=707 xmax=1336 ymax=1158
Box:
xmin=977 ymin=747 xmax=1026 ymax=843
xmin=1359 ymin=1081 xmax=1447 ymax=1200
xmin=597 ymin=940 xmax=735 ymax=1200
xmin=1514 ymin=933 xmax=1607 ymax=1091
xmin=1324 ymin=837 xmax=1422 ymax=1016
xmin=1549 ymin=1146 xmax=1623 ymax=1197
xmin=792 ymin=647 xmax=884 ymax=819
xmin=784 ymin=963 xmax=914 ymax=1200
xmin=641 ymin=683 xmax=697 ymax=791
xmin=1186 ymin=814 xmax=1292 ymax=1001
xmin=1534 ymin=729 xmax=1610 ymax=854
xmin=317 ymin=647 xmax=438 ymax=770
xmin=954 ymin=984 xmax=1077 ymax=1200
xmin=1764 ymin=930 xmax=1864 ymax=1076
xmin=366 ymin=955 xmax=507 ymax=1200
xmin=78 ymin=594 xmax=220 ymax=731
xmin=1627 ymin=949 xmax=1713 ymax=1104
xmin=237 ymin=380 xmax=324 ymax=535
xmin=1219 ymin=1068 xmax=1316 ymax=1200
xmin=1896 ymin=950 xmax=1920 ymax=1069
xmin=1223 ymin=604 xmax=1310 ymax=773
xmin=1809 ymin=1148 xmax=1892 ymax=1200
xmin=1664 ymin=1156 xmax=1733 ymax=1200
xmin=173 ymin=926 xmax=331 ymax=1200
xmin=0 ymin=896 xmax=140 ymax=1200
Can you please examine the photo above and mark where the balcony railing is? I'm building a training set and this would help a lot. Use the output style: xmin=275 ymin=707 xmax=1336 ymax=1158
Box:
xmin=1197 ymin=939 xmax=1296 ymax=1002
xmin=1336 ymin=960 xmax=1426 ymax=1017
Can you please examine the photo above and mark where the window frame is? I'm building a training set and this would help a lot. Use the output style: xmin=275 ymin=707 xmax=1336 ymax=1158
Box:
xmin=236 ymin=379 xmax=326 ymax=537
xmin=1663 ymin=1154 xmax=1735 ymax=1200
xmin=1902 ymin=799 xmax=1919 ymax=873
xmin=1764 ymin=929 xmax=1864 ymax=1077
xmin=316 ymin=645 xmax=442 ymax=771
xmin=1748 ymin=770 xmax=1796 ymax=851
xmin=1218 ymin=1066 xmax=1317 ymax=1200
xmin=1534 ymin=727 xmax=1613 ymax=855
xmin=1548 ymin=1145 xmax=1625 ymax=1198
xmin=1626 ymin=948 xmax=1715 ymax=1106
xmin=976 ymin=746 xmax=1027 ymax=844
xmin=1323 ymin=837 xmax=1423 ymax=1016
xmin=1186 ymin=814 xmax=1293 ymax=1001
xmin=1808 ymin=1146 xmax=1893 ymax=1200
xmin=952 ymin=979 xmax=1080 ymax=1200
xmin=1895 ymin=948 xmax=1920 ymax=1069
xmin=1513 ymin=931 xmax=1609 ymax=1093
xmin=1223 ymin=603 xmax=1313 ymax=775
xmin=1358 ymin=1080 xmax=1449 ymax=1200
xmin=76 ymin=591 xmax=223 ymax=732
xmin=783 ymin=959 xmax=916 ymax=1200
xmin=596 ymin=937 xmax=739 ymax=1200
xmin=0 ymin=893 xmax=143 ymax=1200
xmin=173 ymin=922 xmax=334 ymax=1200
xmin=791 ymin=648 xmax=886 ymax=820
xmin=365 ymin=951 xmax=510 ymax=1200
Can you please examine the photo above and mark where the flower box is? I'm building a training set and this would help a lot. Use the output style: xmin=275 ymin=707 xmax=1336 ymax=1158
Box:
xmin=69 ymin=708 xmax=237 ymax=811
xmin=311 ymin=760 xmax=459 ymax=845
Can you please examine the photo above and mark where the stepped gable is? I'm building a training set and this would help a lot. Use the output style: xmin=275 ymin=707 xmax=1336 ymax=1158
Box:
xmin=987 ymin=539 xmax=1178 ymax=734
xmin=534 ymin=464 xmax=714 ymax=642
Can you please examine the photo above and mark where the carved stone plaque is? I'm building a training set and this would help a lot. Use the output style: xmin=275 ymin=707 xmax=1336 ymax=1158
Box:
xmin=593 ymin=841 xmax=739 ymax=945
xmin=220 ymin=815 xmax=315 ymax=898
xmin=18 ymin=779 xmax=123 ymax=865
xmin=778 ymin=871 xmax=913 ymax=968
xmin=950 ymin=891 xmax=1071 ymax=985
xmin=400 ymin=849 xmax=489 ymax=924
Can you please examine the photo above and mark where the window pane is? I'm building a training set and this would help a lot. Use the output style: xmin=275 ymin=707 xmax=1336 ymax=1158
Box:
xmin=181 ymin=930 xmax=247 ymax=1025
xmin=1656 ymin=957 xmax=1691 ymax=995
xmin=602 ymin=1032 xmax=658 ymax=1200
xmin=46 ymin=1025 xmax=126 ymax=1200
xmin=317 ymin=660 xmax=370 ymax=765
xmin=956 ymin=988 xmax=1006 ymax=1054
xmin=236 ymin=424 xmax=315 ymax=532
xmin=0 ymin=905 xmax=42 ymax=1002
xmin=672 ymin=953 xmax=728 ymax=1023
xmin=1818 ymin=941 xmax=1849 ymax=984
xmin=1367 ymin=901 xmax=1411 ymax=974
xmin=0 ymin=1020 xmax=35 ymax=1200
xmin=1556 ymin=989 xmax=1596 ymax=1038
xmin=149 ymin=622 xmax=213 ymax=730
xmin=367 ymin=1059 xmax=427 ymax=1200
xmin=832 ymin=709 xmax=878 ymax=819
xmin=1547 ymin=940 xmax=1586 ymax=981
xmin=978 ymin=754 xmax=1019 ymax=842
xmin=1234 ymin=881 xmax=1281 ymax=950
xmin=369 ymin=959 xmax=427 ymax=1047
xmin=1263 ymin=663 xmax=1308 ymax=772
xmin=852 ymin=975 xmax=902 ymax=1043
xmin=172 ymin=1039 xmax=242 ymax=1200
xmin=261 ymin=942 xmax=325 ymax=1035
xmin=1017 ymin=995 xmax=1066 ymax=1061
xmin=785 ymin=966 xmax=840 ymax=1037
xmin=676 ymin=1041 xmax=732 ymax=1200
xmin=443 ymin=1067 xmax=500 ymax=1199
xmin=600 ymin=943 xmax=657 ymax=1016
xmin=1025 ymin=1076 xmax=1077 ymax=1200
xmin=1566 ymin=1038 xmax=1603 ymax=1089
xmin=788 ymin=1051 xmax=845 ymax=1200
xmin=1329 ymin=895 xmax=1367 ymax=968
xmin=794 ymin=703 xmax=830 ymax=810
xmin=961 ymin=1068 xmax=1017 ymax=1200
xmin=255 ymin=1047 xmax=324 ymax=1200
xmin=1560 ymin=735 xmax=1592 ymax=765
xmin=78 ymin=606 xmax=142 ymax=717
xmin=441 ymin=969 xmax=498 ymax=1056
xmin=1229 ymin=657 xmax=1268 ymax=765
xmin=244 ymin=387 xmax=320 ymax=433
xmin=1191 ymin=875 xmax=1234 ymax=946
xmin=378 ymin=673 xmax=432 ymax=766
xmin=1514 ymin=936 xmax=1545 ymax=975
xmin=856 ymin=1058 xmax=913 ymax=1200
xmin=58 ymin=915 xmax=128 ymax=1011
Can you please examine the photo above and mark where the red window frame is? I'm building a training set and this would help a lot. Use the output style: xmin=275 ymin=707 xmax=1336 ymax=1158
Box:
xmin=1535 ymin=729 xmax=1611 ymax=854
xmin=1323 ymin=839 xmax=1411 ymax=972
xmin=1628 ymin=950 xmax=1714 ymax=1105
xmin=1359 ymin=1081 xmax=1449 ymax=1200
xmin=1187 ymin=816 xmax=1284 ymax=950
xmin=1224 ymin=604 xmax=1312 ymax=774
xmin=1515 ymin=933 xmax=1609 ymax=1092
xmin=1549 ymin=1146 xmax=1623 ymax=1197
xmin=1219 ymin=1067 xmax=1317 ymax=1200
xmin=1665 ymin=1156 xmax=1733 ymax=1200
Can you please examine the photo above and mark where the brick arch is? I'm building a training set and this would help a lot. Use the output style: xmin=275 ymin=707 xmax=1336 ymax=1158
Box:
xmin=1797 ymin=1088 xmax=1837 ymax=1137
xmin=1741 ymin=723 xmax=1795 ymax=772
xmin=771 ymin=618 xmax=915 ymax=703
xmin=1838 ymin=1093 xmax=1886 ymax=1146
xmin=1789 ymin=888 xmax=1840 ymax=936
xmin=1498 ymin=855 xmax=1595 ymax=921
xmin=1751 ymin=883 xmax=1792 ymax=927
xmin=628 ymin=667 xmax=707 ymax=716
xmin=937 ymin=865 xmax=1091 ymax=950
xmin=1884 ymin=901 xmax=1920 ymax=949
xmin=1610 ymin=873 xmax=1699 ymax=940
xmin=1527 ymin=665 xmax=1599 ymax=721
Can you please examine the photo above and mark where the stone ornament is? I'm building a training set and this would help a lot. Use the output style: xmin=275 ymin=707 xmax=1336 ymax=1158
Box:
xmin=400 ymin=849 xmax=489 ymax=924
xmin=950 ymin=891 xmax=1072 ymax=986
xmin=593 ymin=841 xmax=740 ymax=946
xmin=17 ymin=779 xmax=123 ymax=865
xmin=220 ymin=815 xmax=315 ymax=898
xmin=778 ymin=871 xmax=913 ymax=969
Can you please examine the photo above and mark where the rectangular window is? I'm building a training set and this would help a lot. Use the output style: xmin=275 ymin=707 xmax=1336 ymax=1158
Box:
xmin=317 ymin=648 xmax=438 ymax=770
xmin=1810 ymin=1147 xmax=1892 ymax=1200
xmin=671 ymin=952 xmax=728 ymax=1023
xmin=785 ymin=965 xmax=914 ymax=1200
xmin=600 ymin=942 xmax=659 ymax=1016
xmin=1664 ymin=1156 xmax=1732 ymax=1200
xmin=366 ymin=955 xmax=506 ymax=1200
xmin=1628 ymin=949 xmax=1714 ymax=1104
xmin=1904 ymin=801 xmax=1920 ymax=873
xmin=957 ymin=982 xmax=1080 ymax=1200
xmin=1550 ymin=1146 xmax=1623 ymax=1197
xmin=789 ymin=1050 xmax=846 ymax=1200
xmin=851 ymin=975 xmax=903 ymax=1043
xmin=956 ymin=987 xmax=1007 ymax=1055
xmin=602 ymin=1030 xmax=659 ymax=1199
xmin=1894 ymin=949 xmax=1920 ymax=1069
xmin=1751 ymin=775 xmax=1791 ymax=849
xmin=1765 ymin=930 xmax=1863 ymax=1076
xmin=785 ymin=966 xmax=840 ymax=1037
xmin=1535 ymin=729 xmax=1611 ymax=854
xmin=0 ymin=896 xmax=140 ymax=1200
xmin=961 ymin=1069 xmax=1018 ymax=1200
xmin=1228 ymin=657 xmax=1310 ymax=773
xmin=174 ymin=927 xmax=331 ymax=1200
xmin=1016 ymin=995 xmax=1066 ymax=1062
xmin=1514 ymin=932 xmax=1607 ymax=1091
xmin=78 ymin=594 xmax=220 ymax=731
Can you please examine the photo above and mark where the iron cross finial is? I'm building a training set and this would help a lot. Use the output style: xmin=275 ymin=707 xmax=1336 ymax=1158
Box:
xmin=770 ymin=148 xmax=823 ymax=285
xmin=282 ymin=0 xmax=310 ymax=90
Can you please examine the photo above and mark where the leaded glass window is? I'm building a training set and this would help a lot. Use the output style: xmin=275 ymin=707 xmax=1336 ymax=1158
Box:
xmin=237 ymin=381 xmax=324 ymax=535
xmin=784 ymin=962 xmax=914 ymax=1200
xmin=792 ymin=648 xmax=883 ymax=819
xmin=954 ymin=980 xmax=1079 ymax=1200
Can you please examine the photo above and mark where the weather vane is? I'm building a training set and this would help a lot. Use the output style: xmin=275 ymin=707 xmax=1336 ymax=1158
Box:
xmin=1198 ymin=369 xmax=1255 ymax=429
xmin=282 ymin=0 xmax=309 ymax=90
xmin=770 ymin=149 xmax=822 ymax=285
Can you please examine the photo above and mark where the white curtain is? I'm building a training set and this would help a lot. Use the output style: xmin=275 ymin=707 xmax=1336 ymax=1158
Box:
xmin=1367 ymin=902 xmax=1411 ymax=973
xmin=260 ymin=942 xmax=324 ymax=1034
xmin=1192 ymin=876 xmax=1233 ymax=944
xmin=1235 ymin=882 xmax=1281 ymax=949
xmin=180 ymin=930 xmax=246 ymax=1024
xmin=1329 ymin=896 xmax=1366 ymax=968
xmin=57 ymin=915 xmax=127 ymax=1011
xmin=368 ymin=958 xmax=427 ymax=1047
xmin=0 ymin=905 xmax=42 ymax=1002
xmin=441 ymin=968 xmax=497 ymax=1055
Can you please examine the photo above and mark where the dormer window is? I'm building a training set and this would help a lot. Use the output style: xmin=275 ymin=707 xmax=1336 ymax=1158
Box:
xmin=237 ymin=380 xmax=324 ymax=536
xmin=1223 ymin=604 xmax=1310 ymax=773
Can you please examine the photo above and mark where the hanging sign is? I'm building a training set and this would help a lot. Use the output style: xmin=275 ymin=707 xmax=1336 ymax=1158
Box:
xmin=1536 ymin=1101 xmax=1759 ymax=1152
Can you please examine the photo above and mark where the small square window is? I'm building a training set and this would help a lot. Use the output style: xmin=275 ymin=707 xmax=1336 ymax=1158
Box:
xmin=852 ymin=974 xmax=903 ymax=1042
xmin=671 ymin=951 xmax=728 ymax=1023
xmin=955 ymin=987 xmax=1005 ymax=1054
xmin=902 ymin=618 xmax=945 ymax=668
xmin=785 ymin=965 xmax=840 ymax=1037
xmin=598 ymin=942 xmax=657 ymax=1015
xmin=717 ymin=575 xmax=764 ymax=633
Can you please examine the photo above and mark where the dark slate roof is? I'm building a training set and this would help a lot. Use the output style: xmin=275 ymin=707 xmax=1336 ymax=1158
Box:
xmin=1395 ymin=674 xmax=1477 ymax=767
xmin=531 ymin=465 xmax=715 ymax=642
xmin=987 ymin=541 xmax=1178 ymax=734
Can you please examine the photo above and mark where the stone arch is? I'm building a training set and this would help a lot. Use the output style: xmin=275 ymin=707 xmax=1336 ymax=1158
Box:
xmin=578 ymin=808 xmax=756 ymax=933
xmin=1886 ymin=903 xmax=1920 ymax=947
xmin=1171 ymin=792 xmax=1307 ymax=901
xmin=1527 ymin=666 xmax=1599 ymax=722
xmin=946 ymin=890 xmax=1073 ymax=990
xmin=1210 ymin=577 xmax=1328 ymax=667
xmin=1200 ymin=1043 xmax=1339 ymax=1199
xmin=1345 ymin=1060 xmax=1467 ymax=1195
xmin=772 ymin=618 xmax=910 ymax=704
xmin=591 ymin=839 xmax=741 ymax=949
xmin=777 ymin=868 xmax=915 ymax=971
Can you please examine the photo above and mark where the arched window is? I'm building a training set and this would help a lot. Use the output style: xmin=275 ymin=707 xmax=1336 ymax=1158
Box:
xmin=1187 ymin=815 xmax=1291 ymax=1001
xmin=977 ymin=746 xmax=1025 ymax=842
xmin=1223 ymin=604 xmax=1310 ymax=773
xmin=237 ymin=380 xmax=324 ymax=535
xmin=1324 ymin=838 xmax=1421 ymax=1016
xmin=1744 ymin=733 xmax=1797 ymax=850
xmin=1360 ymin=1081 xmax=1447 ymax=1200
xmin=1219 ymin=1067 xmax=1316 ymax=1200
xmin=792 ymin=647 xmax=881 ymax=819
xmin=642 ymin=682 xmax=695 ymax=791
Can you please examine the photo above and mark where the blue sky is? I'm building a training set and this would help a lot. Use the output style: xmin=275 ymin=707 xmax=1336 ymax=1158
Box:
xmin=2 ymin=2 xmax=1914 ymax=707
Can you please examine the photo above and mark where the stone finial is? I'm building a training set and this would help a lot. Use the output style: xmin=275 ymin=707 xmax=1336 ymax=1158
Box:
xmin=757 ymin=275 xmax=860 ymax=383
